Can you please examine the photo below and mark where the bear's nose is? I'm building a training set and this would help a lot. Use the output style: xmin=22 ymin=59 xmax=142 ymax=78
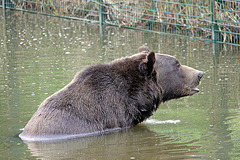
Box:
xmin=198 ymin=71 xmax=204 ymax=81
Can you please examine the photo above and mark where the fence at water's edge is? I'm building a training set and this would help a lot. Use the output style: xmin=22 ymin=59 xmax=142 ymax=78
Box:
xmin=1 ymin=0 xmax=240 ymax=46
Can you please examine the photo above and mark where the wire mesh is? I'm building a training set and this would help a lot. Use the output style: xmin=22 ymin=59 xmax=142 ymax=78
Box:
xmin=1 ymin=0 xmax=240 ymax=46
xmin=1 ymin=0 xmax=100 ymax=22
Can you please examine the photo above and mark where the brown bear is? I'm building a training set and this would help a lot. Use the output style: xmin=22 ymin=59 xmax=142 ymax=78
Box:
xmin=19 ymin=46 xmax=203 ymax=141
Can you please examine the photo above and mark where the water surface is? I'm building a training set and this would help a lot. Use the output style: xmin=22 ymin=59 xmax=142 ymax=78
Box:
xmin=0 ymin=9 xmax=240 ymax=160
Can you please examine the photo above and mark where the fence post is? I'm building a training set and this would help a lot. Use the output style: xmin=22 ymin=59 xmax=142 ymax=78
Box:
xmin=3 ymin=0 xmax=5 ymax=9
xmin=211 ymin=0 xmax=216 ymax=41
xmin=2 ymin=0 xmax=5 ymax=19
xmin=211 ymin=0 xmax=222 ymax=42
xmin=99 ymin=0 xmax=107 ymax=24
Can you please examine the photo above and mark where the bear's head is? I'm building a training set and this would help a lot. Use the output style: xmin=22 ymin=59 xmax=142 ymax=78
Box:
xmin=155 ymin=54 xmax=203 ymax=101
xmin=139 ymin=46 xmax=203 ymax=102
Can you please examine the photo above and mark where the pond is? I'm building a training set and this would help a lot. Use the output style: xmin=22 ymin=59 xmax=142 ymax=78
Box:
xmin=0 ymin=9 xmax=240 ymax=160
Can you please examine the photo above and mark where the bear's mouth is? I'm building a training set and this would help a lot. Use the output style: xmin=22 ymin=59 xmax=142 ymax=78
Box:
xmin=185 ymin=81 xmax=201 ymax=95
xmin=185 ymin=87 xmax=200 ymax=96
xmin=191 ymin=87 xmax=200 ymax=92
xmin=185 ymin=87 xmax=199 ymax=95
xmin=187 ymin=80 xmax=201 ymax=95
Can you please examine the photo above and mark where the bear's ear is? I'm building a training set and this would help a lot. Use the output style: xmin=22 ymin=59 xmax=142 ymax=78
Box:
xmin=138 ymin=46 xmax=150 ymax=53
xmin=139 ymin=52 xmax=156 ymax=78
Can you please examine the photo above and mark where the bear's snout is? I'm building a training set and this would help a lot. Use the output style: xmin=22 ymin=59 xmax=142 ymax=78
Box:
xmin=197 ymin=71 xmax=204 ymax=81
xmin=188 ymin=71 xmax=203 ymax=95
xmin=180 ymin=65 xmax=204 ymax=96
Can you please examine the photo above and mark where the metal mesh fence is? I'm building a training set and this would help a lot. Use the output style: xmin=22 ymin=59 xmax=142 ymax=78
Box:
xmin=1 ymin=0 xmax=240 ymax=46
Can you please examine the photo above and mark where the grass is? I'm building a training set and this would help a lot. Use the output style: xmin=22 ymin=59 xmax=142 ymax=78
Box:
xmin=4 ymin=0 xmax=240 ymax=44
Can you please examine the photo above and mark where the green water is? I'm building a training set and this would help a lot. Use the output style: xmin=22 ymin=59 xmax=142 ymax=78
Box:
xmin=0 ymin=10 xmax=240 ymax=160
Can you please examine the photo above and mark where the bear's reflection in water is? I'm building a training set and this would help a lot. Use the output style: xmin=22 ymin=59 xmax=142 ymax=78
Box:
xmin=25 ymin=125 xmax=201 ymax=160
